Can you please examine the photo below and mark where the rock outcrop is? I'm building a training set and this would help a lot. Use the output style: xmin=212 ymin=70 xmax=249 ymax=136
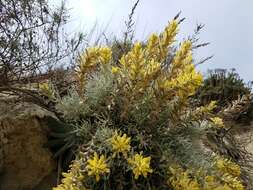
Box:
xmin=0 ymin=95 xmax=56 ymax=190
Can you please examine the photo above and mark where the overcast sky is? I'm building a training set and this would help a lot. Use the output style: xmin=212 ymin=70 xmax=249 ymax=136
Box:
xmin=51 ymin=0 xmax=253 ymax=82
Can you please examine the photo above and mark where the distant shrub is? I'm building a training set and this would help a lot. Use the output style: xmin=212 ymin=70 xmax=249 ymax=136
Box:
xmin=197 ymin=69 xmax=251 ymax=109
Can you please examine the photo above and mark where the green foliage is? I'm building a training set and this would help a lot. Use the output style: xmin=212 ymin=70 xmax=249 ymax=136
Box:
xmin=56 ymin=88 xmax=90 ymax=120
xmin=85 ymin=65 xmax=116 ymax=108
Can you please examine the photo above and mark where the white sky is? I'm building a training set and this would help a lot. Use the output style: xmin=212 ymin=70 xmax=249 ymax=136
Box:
xmin=51 ymin=0 xmax=253 ymax=82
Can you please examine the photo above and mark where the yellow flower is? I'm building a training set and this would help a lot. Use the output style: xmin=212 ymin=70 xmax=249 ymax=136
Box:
xmin=111 ymin=66 xmax=120 ymax=74
xmin=161 ymin=19 xmax=178 ymax=47
xmin=156 ymin=39 xmax=203 ymax=100
xmin=168 ymin=166 xmax=243 ymax=190
xmin=204 ymin=175 xmax=217 ymax=189
xmin=128 ymin=153 xmax=153 ymax=179
xmin=110 ymin=132 xmax=131 ymax=157
xmin=211 ymin=117 xmax=224 ymax=128
xmin=78 ymin=47 xmax=100 ymax=69
xmin=86 ymin=152 xmax=110 ymax=181
xmin=215 ymin=157 xmax=244 ymax=190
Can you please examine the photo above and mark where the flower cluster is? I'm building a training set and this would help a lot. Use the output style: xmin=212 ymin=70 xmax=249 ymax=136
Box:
xmin=159 ymin=40 xmax=203 ymax=99
xmin=117 ymin=20 xmax=178 ymax=85
xmin=169 ymin=166 xmax=200 ymax=190
xmin=85 ymin=132 xmax=153 ymax=182
xmin=86 ymin=152 xmax=110 ymax=181
xmin=110 ymin=132 xmax=153 ymax=180
xmin=210 ymin=117 xmax=225 ymax=128
xmin=221 ymin=174 xmax=244 ymax=190
xmin=110 ymin=132 xmax=131 ymax=158
xmin=53 ymin=161 xmax=86 ymax=190
xmin=169 ymin=164 xmax=244 ymax=190
xmin=216 ymin=157 xmax=241 ymax=177
xmin=128 ymin=153 xmax=153 ymax=179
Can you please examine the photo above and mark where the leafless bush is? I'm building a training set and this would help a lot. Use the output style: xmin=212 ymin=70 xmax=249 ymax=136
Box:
xmin=0 ymin=0 xmax=84 ymax=88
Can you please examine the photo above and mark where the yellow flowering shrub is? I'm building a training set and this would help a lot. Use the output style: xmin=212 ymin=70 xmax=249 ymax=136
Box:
xmin=53 ymin=17 xmax=246 ymax=190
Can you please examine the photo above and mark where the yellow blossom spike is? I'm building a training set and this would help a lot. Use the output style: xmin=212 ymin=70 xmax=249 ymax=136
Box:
xmin=145 ymin=59 xmax=161 ymax=77
xmin=145 ymin=33 xmax=160 ymax=60
xmin=161 ymin=19 xmax=179 ymax=48
xmin=53 ymin=161 xmax=85 ymax=190
xmin=119 ymin=42 xmax=145 ymax=80
xmin=159 ymin=19 xmax=179 ymax=60
xmin=145 ymin=20 xmax=178 ymax=61
xmin=99 ymin=47 xmax=112 ymax=64
xmin=159 ymin=63 xmax=203 ymax=98
xmin=147 ymin=34 xmax=159 ymax=50
xmin=171 ymin=40 xmax=192 ymax=73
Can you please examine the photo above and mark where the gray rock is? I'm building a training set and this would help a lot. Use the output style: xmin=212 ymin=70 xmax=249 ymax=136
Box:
xmin=0 ymin=95 xmax=56 ymax=190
